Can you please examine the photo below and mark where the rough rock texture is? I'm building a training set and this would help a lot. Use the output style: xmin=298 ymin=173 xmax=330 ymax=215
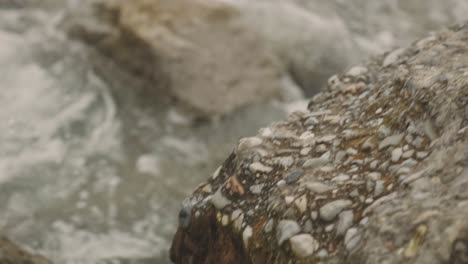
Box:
xmin=0 ymin=237 xmax=51 ymax=264
xmin=170 ymin=23 xmax=468 ymax=263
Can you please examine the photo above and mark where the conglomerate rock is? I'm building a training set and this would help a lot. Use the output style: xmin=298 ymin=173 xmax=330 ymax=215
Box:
xmin=170 ymin=23 xmax=468 ymax=263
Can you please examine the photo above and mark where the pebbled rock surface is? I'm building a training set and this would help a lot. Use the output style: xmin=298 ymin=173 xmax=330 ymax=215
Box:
xmin=0 ymin=237 xmax=51 ymax=264
xmin=170 ymin=23 xmax=468 ymax=263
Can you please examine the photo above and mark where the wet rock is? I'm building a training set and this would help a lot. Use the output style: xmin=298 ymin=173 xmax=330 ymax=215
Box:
xmin=319 ymin=199 xmax=353 ymax=221
xmin=277 ymin=220 xmax=301 ymax=245
xmin=290 ymin=234 xmax=319 ymax=258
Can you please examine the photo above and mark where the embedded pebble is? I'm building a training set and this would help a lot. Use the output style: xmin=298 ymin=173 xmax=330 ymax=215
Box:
xmin=337 ymin=210 xmax=354 ymax=235
xmin=289 ymin=234 xmax=319 ymax=258
xmin=374 ymin=180 xmax=385 ymax=197
xmin=382 ymin=48 xmax=405 ymax=67
xmin=412 ymin=137 xmax=425 ymax=148
xmin=243 ymin=226 xmax=253 ymax=248
xmin=315 ymin=144 xmax=328 ymax=153
xmin=368 ymin=172 xmax=382 ymax=180
xmin=285 ymin=196 xmax=294 ymax=205
xmin=391 ymin=148 xmax=403 ymax=162
xmin=319 ymin=199 xmax=353 ymax=221
xmin=346 ymin=66 xmax=368 ymax=76
xmin=264 ymin=219 xmax=274 ymax=233
xmin=416 ymin=151 xmax=429 ymax=159
xmin=332 ymin=174 xmax=350 ymax=183
xmin=400 ymin=159 xmax=418 ymax=168
xmin=238 ymin=137 xmax=262 ymax=151
xmin=311 ymin=211 xmax=318 ymax=220
xmin=316 ymin=134 xmax=337 ymax=143
xmin=249 ymin=162 xmax=273 ymax=173
xmin=232 ymin=209 xmax=244 ymax=231
xmin=286 ymin=170 xmax=304 ymax=184
xmin=212 ymin=166 xmax=222 ymax=179
xmin=305 ymin=181 xmax=333 ymax=194
xmin=304 ymin=220 xmax=313 ymax=232
xmin=344 ymin=227 xmax=362 ymax=251
xmin=211 ymin=188 xmax=231 ymax=209
xmin=250 ymin=184 xmax=265 ymax=194
xmin=302 ymin=157 xmax=329 ymax=169
xmin=316 ymin=249 xmax=329 ymax=258
xmin=294 ymin=195 xmax=308 ymax=213
xmin=346 ymin=148 xmax=358 ymax=155
xmin=402 ymin=149 xmax=415 ymax=159
xmin=335 ymin=151 xmax=347 ymax=164
xmin=300 ymin=147 xmax=312 ymax=156
xmin=325 ymin=224 xmax=335 ymax=232
xmin=277 ymin=220 xmax=301 ymax=245
xmin=275 ymin=156 xmax=295 ymax=168
xmin=221 ymin=215 xmax=229 ymax=226
xmin=369 ymin=160 xmax=379 ymax=170
xmin=379 ymin=133 xmax=404 ymax=150
xmin=362 ymin=137 xmax=376 ymax=150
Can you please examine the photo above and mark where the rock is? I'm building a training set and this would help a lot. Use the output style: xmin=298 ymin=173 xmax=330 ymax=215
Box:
xmin=382 ymin=48 xmax=406 ymax=67
xmin=285 ymin=170 xmax=304 ymax=183
xmin=171 ymin=23 xmax=468 ymax=264
xmin=249 ymin=162 xmax=273 ymax=173
xmin=277 ymin=220 xmax=301 ymax=245
xmin=337 ymin=210 xmax=354 ymax=235
xmin=319 ymin=200 xmax=353 ymax=221
xmin=211 ymin=188 xmax=231 ymax=209
xmin=238 ymin=137 xmax=263 ymax=152
xmin=346 ymin=66 xmax=368 ymax=77
xmin=0 ymin=237 xmax=51 ymax=264
xmin=379 ymin=134 xmax=404 ymax=150
xmin=289 ymin=234 xmax=319 ymax=258
xmin=243 ymin=226 xmax=253 ymax=249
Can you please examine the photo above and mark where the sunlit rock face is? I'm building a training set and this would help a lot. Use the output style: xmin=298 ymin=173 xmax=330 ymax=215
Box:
xmin=170 ymin=23 xmax=468 ymax=264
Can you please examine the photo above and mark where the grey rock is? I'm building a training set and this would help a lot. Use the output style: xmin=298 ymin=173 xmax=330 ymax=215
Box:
xmin=264 ymin=219 xmax=274 ymax=233
xmin=379 ymin=133 xmax=404 ymax=150
xmin=382 ymin=48 xmax=405 ymax=67
xmin=250 ymin=184 xmax=265 ymax=194
xmin=277 ymin=220 xmax=301 ymax=245
xmin=346 ymin=66 xmax=368 ymax=77
xmin=238 ymin=137 xmax=263 ymax=152
xmin=290 ymin=234 xmax=319 ymax=258
xmin=416 ymin=151 xmax=429 ymax=159
xmin=391 ymin=147 xmax=403 ymax=162
xmin=286 ymin=170 xmax=304 ymax=184
xmin=305 ymin=181 xmax=333 ymax=194
xmin=320 ymin=199 xmax=353 ymax=221
xmin=374 ymin=180 xmax=385 ymax=197
xmin=344 ymin=227 xmax=362 ymax=252
xmin=402 ymin=149 xmax=415 ymax=159
xmin=250 ymin=162 xmax=273 ymax=173
xmin=211 ymin=188 xmax=231 ymax=209
xmin=302 ymin=157 xmax=329 ymax=169
xmin=337 ymin=210 xmax=354 ymax=235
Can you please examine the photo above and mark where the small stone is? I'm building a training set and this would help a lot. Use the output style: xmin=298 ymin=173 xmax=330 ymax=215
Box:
xmin=285 ymin=196 xmax=294 ymax=205
xmin=412 ymin=137 xmax=425 ymax=148
xmin=277 ymin=220 xmax=301 ymax=245
xmin=346 ymin=148 xmax=358 ymax=155
xmin=250 ymin=184 xmax=265 ymax=194
xmin=305 ymin=181 xmax=333 ymax=194
xmin=316 ymin=249 xmax=329 ymax=258
xmin=369 ymin=160 xmax=379 ymax=170
xmin=250 ymin=162 xmax=273 ymax=173
xmin=304 ymin=116 xmax=319 ymax=126
xmin=368 ymin=172 xmax=382 ymax=180
xmin=320 ymin=200 xmax=353 ymax=221
xmin=232 ymin=209 xmax=244 ymax=231
xmin=325 ymin=224 xmax=335 ymax=232
xmin=335 ymin=151 xmax=348 ymax=164
xmin=211 ymin=188 xmax=231 ymax=209
xmin=374 ymin=180 xmax=384 ymax=197
xmin=391 ymin=148 xmax=403 ymax=162
xmin=243 ymin=226 xmax=253 ymax=249
xmin=402 ymin=149 xmax=415 ymax=159
xmin=221 ymin=215 xmax=229 ymax=226
xmin=337 ymin=210 xmax=354 ymax=235
xmin=378 ymin=126 xmax=392 ymax=139
xmin=311 ymin=211 xmax=318 ymax=220
xmin=286 ymin=170 xmax=305 ymax=184
xmin=304 ymin=220 xmax=313 ymax=232
xmin=382 ymin=48 xmax=405 ymax=67
xmin=302 ymin=158 xmax=329 ymax=169
xmin=416 ymin=151 xmax=429 ymax=159
xmin=238 ymin=137 xmax=263 ymax=151
xmin=365 ymin=197 xmax=374 ymax=204
xmin=212 ymin=166 xmax=222 ymax=179
xmin=320 ymin=151 xmax=331 ymax=160
xmin=345 ymin=228 xmax=362 ymax=251
xmin=379 ymin=134 xmax=404 ymax=150
xmin=359 ymin=217 xmax=369 ymax=226
xmin=346 ymin=66 xmax=368 ymax=77
xmin=294 ymin=195 xmax=308 ymax=213
xmin=316 ymin=135 xmax=337 ymax=143
xmin=332 ymin=174 xmax=350 ymax=183
xmin=300 ymin=147 xmax=312 ymax=156
xmin=400 ymin=159 xmax=418 ymax=168
xmin=275 ymin=156 xmax=295 ymax=168
xmin=349 ymin=189 xmax=359 ymax=197
xmin=264 ymin=219 xmax=274 ymax=233
xmin=315 ymin=144 xmax=328 ymax=154
xmin=290 ymin=234 xmax=319 ymax=258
